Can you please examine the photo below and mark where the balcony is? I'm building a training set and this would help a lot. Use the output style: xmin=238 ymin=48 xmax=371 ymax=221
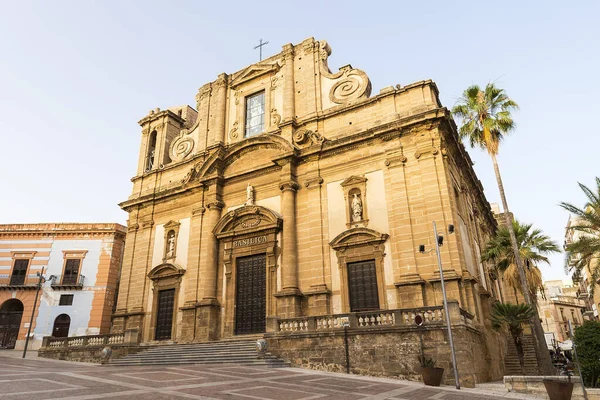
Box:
xmin=50 ymin=274 xmax=85 ymax=290
xmin=577 ymin=290 xmax=590 ymax=300
xmin=0 ymin=274 xmax=40 ymax=290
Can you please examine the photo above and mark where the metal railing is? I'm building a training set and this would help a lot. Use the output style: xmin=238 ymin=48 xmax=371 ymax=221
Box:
xmin=50 ymin=274 xmax=85 ymax=288
xmin=0 ymin=274 xmax=39 ymax=287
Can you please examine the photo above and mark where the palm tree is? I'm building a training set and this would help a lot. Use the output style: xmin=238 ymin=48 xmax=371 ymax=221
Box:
xmin=561 ymin=178 xmax=600 ymax=295
xmin=482 ymin=220 xmax=560 ymax=304
xmin=452 ymin=83 xmax=554 ymax=374
xmin=491 ymin=302 xmax=536 ymax=374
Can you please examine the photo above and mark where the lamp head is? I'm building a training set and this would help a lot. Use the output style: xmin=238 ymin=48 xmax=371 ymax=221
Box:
xmin=418 ymin=244 xmax=425 ymax=253
xmin=437 ymin=235 xmax=444 ymax=246
xmin=448 ymin=224 xmax=455 ymax=234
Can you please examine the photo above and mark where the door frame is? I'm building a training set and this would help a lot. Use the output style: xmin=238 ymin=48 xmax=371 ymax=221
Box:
xmin=214 ymin=205 xmax=282 ymax=338
xmin=154 ymin=288 xmax=176 ymax=340
xmin=330 ymin=227 xmax=389 ymax=313
xmin=52 ymin=313 xmax=71 ymax=338
xmin=147 ymin=263 xmax=185 ymax=342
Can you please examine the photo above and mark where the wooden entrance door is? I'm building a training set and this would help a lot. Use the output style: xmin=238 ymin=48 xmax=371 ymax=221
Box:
xmin=347 ymin=260 xmax=380 ymax=312
xmin=52 ymin=314 xmax=70 ymax=337
xmin=0 ymin=299 xmax=23 ymax=349
xmin=235 ymin=254 xmax=266 ymax=335
xmin=155 ymin=288 xmax=175 ymax=340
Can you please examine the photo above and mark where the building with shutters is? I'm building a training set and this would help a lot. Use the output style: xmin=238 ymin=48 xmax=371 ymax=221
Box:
xmin=112 ymin=37 xmax=509 ymax=385
xmin=0 ymin=223 xmax=125 ymax=350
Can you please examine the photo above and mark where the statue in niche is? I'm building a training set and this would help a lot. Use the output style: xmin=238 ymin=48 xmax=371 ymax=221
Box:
xmin=351 ymin=193 xmax=363 ymax=222
xmin=166 ymin=230 xmax=176 ymax=259
xmin=245 ymin=183 xmax=254 ymax=206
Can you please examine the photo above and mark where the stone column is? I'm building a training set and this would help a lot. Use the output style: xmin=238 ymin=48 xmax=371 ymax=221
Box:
xmin=276 ymin=180 xmax=302 ymax=317
xmin=282 ymin=45 xmax=295 ymax=123
xmin=209 ymin=74 xmax=228 ymax=146
xmin=200 ymin=200 xmax=223 ymax=303
xmin=196 ymin=199 xmax=223 ymax=341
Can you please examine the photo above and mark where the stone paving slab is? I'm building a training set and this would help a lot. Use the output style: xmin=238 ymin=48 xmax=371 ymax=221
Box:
xmin=0 ymin=351 xmax=544 ymax=399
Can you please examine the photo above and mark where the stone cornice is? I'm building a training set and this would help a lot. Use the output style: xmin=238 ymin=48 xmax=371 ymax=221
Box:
xmin=0 ymin=223 xmax=126 ymax=237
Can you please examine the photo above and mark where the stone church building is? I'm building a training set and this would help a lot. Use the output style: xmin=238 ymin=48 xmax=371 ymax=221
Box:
xmin=113 ymin=37 xmax=507 ymax=385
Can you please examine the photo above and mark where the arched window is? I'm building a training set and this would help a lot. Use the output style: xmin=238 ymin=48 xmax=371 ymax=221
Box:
xmin=52 ymin=314 xmax=71 ymax=338
xmin=0 ymin=299 xmax=24 ymax=349
xmin=146 ymin=131 xmax=157 ymax=172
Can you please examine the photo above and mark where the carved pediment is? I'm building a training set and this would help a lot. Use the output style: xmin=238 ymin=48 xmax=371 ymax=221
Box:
xmin=163 ymin=220 xmax=180 ymax=230
xmin=340 ymin=175 xmax=367 ymax=188
xmin=214 ymin=205 xmax=282 ymax=238
xmin=148 ymin=263 xmax=185 ymax=281
xmin=330 ymin=227 xmax=388 ymax=251
xmin=231 ymin=62 xmax=282 ymax=88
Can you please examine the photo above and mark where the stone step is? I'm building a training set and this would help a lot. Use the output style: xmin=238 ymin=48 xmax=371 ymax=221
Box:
xmin=108 ymin=338 xmax=288 ymax=368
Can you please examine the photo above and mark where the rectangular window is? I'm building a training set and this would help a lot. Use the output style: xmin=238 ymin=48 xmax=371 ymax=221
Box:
xmin=62 ymin=259 xmax=81 ymax=285
xmin=59 ymin=294 xmax=74 ymax=306
xmin=10 ymin=259 xmax=29 ymax=285
xmin=245 ymin=91 xmax=265 ymax=137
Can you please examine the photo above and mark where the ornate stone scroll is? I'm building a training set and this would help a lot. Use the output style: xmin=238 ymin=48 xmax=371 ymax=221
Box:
xmin=170 ymin=129 xmax=194 ymax=162
xmin=319 ymin=40 xmax=372 ymax=105
xmin=292 ymin=129 xmax=325 ymax=148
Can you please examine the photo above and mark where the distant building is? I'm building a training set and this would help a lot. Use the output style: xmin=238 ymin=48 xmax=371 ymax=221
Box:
xmin=538 ymin=280 xmax=587 ymax=346
xmin=0 ymin=223 xmax=125 ymax=349
xmin=565 ymin=214 xmax=598 ymax=320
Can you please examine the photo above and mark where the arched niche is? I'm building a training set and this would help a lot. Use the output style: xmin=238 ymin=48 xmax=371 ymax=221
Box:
xmin=330 ymin=227 xmax=389 ymax=313
xmin=213 ymin=205 xmax=283 ymax=337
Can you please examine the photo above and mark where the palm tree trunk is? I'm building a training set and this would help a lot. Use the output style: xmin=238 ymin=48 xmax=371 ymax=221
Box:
xmin=490 ymin=153 xmax=554 ymax=375
xmin=514 ymin=334 xmax=525 ymax=375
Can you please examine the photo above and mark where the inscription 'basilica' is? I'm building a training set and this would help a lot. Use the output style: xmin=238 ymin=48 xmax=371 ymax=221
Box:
xmin=113 ymin=37 xmax=510 ymax=386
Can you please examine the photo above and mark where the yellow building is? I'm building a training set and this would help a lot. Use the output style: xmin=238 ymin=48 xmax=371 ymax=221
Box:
xmin=112 ymin=37 xmax=506 ymax=386
xmin=538 ymin=280 xmax=586 ymax=345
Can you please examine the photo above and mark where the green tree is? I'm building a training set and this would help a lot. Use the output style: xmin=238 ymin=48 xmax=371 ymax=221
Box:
xmin=574 ymin=321 xmax=600 ymax=387
xmin=482 ymin=220 xmax=560 ymax=304
xmin=452 ymin=83 xmax=554 ymax=374
xmin=560 ymin=178 xmax=600 ymax=295
xmin=491 ymin=302 xmax=536 ymax=374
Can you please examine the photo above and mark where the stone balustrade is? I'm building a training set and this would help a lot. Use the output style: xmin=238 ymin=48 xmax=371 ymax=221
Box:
xmin=277 ymin=304 xmax=475 ymax=333
xmin=41 ymin=329 xmax=139 ymax=349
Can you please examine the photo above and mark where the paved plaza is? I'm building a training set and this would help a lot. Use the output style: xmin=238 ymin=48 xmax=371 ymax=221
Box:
xmin=0 ymin=352 xmax=542 ymax=399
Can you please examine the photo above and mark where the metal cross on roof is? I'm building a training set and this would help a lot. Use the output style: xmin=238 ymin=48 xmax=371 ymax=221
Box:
xmin=253 ymin=38 xmax=269 ymax=61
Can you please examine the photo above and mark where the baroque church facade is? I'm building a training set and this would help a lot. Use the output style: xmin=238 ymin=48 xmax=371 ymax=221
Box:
xmin=113 ymin=37 xmax=507 ymax=385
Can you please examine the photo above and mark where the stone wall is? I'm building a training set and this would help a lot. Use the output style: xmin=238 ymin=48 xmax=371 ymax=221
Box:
xmin=38 ymin=344 xmax=143 ymax=364
xmin=266 ymin=324 xmax=506 ymax=388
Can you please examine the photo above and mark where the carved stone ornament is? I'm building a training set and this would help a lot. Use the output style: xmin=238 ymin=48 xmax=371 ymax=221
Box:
xmin=230 ymin=121 xmax=239 ymax=139
xmin=293 ymin=129 xmax=325 ymax=147
xmin=319 ymin=40 xmax=372 ymax=105
xmin=170 ymin=129 xmax=195 ymax=162
xmin=270 ymin=75 xmax=279 ymax=90
xmin=270 ymin=109 xmax=281 ymax=127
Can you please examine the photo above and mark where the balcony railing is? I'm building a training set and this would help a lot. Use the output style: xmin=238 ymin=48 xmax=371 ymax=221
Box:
xmin=41 ymin=329 xmax=140 ymax=349
xmin=277 ymin=304 xmax=475 ymax=333
xmin=0 ymin=274 xmax=39 ymax=289
xmin=50 ymin=274 xmax=85 ymax=289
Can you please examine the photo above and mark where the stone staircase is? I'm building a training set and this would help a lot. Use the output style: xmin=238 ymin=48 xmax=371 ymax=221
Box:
xmin=108 ymin=338 xmax=289 ymax=367
xmin=504 ymin=334 xmax=540 ymax=376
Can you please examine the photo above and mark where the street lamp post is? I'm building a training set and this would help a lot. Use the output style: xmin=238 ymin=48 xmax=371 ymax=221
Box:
xmin=419 ymin=221 xmax=460 ymax=390
xmin=22 ymin=268 xmax=53 ymax=358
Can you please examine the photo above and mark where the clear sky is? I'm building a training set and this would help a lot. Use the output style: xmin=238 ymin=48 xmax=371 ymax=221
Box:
xmin=1 ymin=1 xmax=598 ymax=282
